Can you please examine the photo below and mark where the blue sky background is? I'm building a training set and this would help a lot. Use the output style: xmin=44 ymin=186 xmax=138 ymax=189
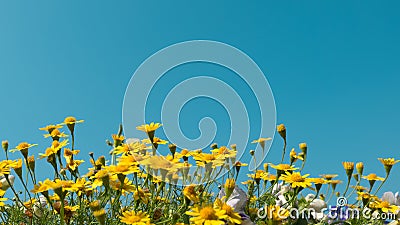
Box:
xmin=0 ymin=1 xmax=399 ymax=200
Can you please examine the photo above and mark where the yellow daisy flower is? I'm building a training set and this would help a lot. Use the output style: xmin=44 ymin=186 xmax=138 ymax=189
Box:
xmin=44 ymin=129 xmax=68 ymax=140
xmin=136 ymin=122 xmax=162 ymax=133
xmin=186 ymin=205 xmax=227 ymax=225
xmin=362 ymin=173 xmax=385 ymax=181
xmin=320 ymin=174 xmax=338 ymax=180
xmin=342 ymin=161 xmax=354 ymax=177
xmin=370 ymin=200 xmax=399 ymax=213
xmin=10 ymin=142 xmax=38 ymax=158
xmin=251 ymin=137 xmax=272 ymax=150
xmin=280 ymin=171 xmax=312 ymax=189
xmin=378 ymin=158 xmax=400 ymax=174
xmin=214 ymin=198 xmax=242 ymax=225
xmin=119 ymin=210 xmax=154 ymax=225
xmin=270 ymin=163 xmax=297 ymax=177
xmin=39 ymin=124 xmax=63 ymax=133
xmin=183 ymin=184 xmax=199 ymax=203
xmin=211 ymin=146 xmax=236 ymax=159
xmin=60 ymin=116 xmax=84 ymax=134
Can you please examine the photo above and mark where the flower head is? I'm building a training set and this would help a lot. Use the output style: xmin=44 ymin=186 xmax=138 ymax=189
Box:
xmin=321 ymin=174 xmax=338 ymax=180
xmin=290 ymin=148 xmax=303 ymax=164
xmin=183 ymin=185 xmax=199 ymax=203
xmin=61 ymin=116 xmax=84 ymax=134
xmin=342 ymin=161 xmax=354 ymax=177
xmin=251 ymin=137 xmax=272 ymax=150
xmin=119 ymin=210 xmax=154 ymax=225
xmin=112 ymin=134 xmax=125 ymax=147
xmin=224 ymin=179 xmax=236 ymax=199
xmin=378 ymin=158 xmax=399 ymax=175
xmin=186 ymin=205 xmax=227 ymax=225
xmin=310 ymin=178 xmax=327 ymax=192
xmin=277 ymin=124 xmax=286 ymax=139
xmin=270 ymin=163 xmax=297 ymax=177
xmin=2 ymin=140 xmax=8 ymax=152
xmin=329 ymin=180 xmax=343 ymax=190
xmin=370 ymin=200 xmax=399 ymax=213
xmin=280 ymin=172 xmax=312 ymax=189
xmin=11 ymin=159 xmax=23 ymax=179
xmin=93 ymin=209 xmax=106 ymax=225
xmin=136 ymin=123 xmax=162 ymax=141
xmin=44 ymin=129 xmax=68 ymax=141
xmin=362 ymin=173 xmax=385 ymax=190
xmin=39 ymin=124 xmax=63 ymax=134
xmin=11 ymin=142 xmax=37 ymax=158
xmin=362 ymin=173 xmax=385 ymax=181
xmin=214 ymin=198 xmax=242 ymax=225
xmin=356 ymin=162 xmax=364 ymax=175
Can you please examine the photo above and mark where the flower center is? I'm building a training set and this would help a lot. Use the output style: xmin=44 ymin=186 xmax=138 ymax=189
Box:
xmin=17 ymin=142 xmax=29 ymax=150
xmin=64 ymin=117 xmax=76 ymax=123
xmin=291 ymin=174 xmax=305 ymax=182
xmin=199 ymin=207 xmax=217 ymax=220
xmin=131 ymin=215 xmax=142 ymax=222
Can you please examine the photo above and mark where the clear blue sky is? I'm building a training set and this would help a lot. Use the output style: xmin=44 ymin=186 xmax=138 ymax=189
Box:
xmin=0 ymin=1 xmax=399 ymax=198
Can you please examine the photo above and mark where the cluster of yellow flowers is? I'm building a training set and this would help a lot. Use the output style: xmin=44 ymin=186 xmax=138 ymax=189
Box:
xmin=0 ymin=119 xmax=398 ymax=225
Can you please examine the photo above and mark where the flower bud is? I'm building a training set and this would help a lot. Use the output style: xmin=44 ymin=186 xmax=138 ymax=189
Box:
xmin=168 ymin=144 xmax=177 ymax=156
xmin=210 ymin=143 xmax=218 ymax=149
xmin=64 ymin=116 xmax=77 ymax=134
xmin=224 ymin=178 xmax=236 ymax=200
xmin=342 ymin=161 xmax=354 ymax=178
xmin=89 ymin=200 xmax=101 ymax=211
xmin=2 ymin=140 xmax=8 ymax=152
xmin=356 ymin=162 xmax=364 ymax=175
xmin=97 ymin=156 xmax=106 ymax=167
xmin=27 ymin=155 xmax=35 ymax=173
xmin=277 ymin=124 xmax=286 ymax=140
xmin=93 ymin=209 xmax=106 ymax=225
xmin=250 ymin=150 xmax=255 ymax=156
xmin=263 ymin=163 xmax=269 ymax=172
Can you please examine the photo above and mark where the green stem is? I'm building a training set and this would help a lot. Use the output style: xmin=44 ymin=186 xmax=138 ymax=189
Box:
xmin=346 ymin=178 xmax=360 ymax=199
xmin=280 ymin=139 xmax=287 ymax=163
xmin=60 ymin=198 xmax=65 ymax=225
xmin=373 ymin=174 xmax=388 ymax=196
xmin=343 ymin=176 xmax=351 ymax=196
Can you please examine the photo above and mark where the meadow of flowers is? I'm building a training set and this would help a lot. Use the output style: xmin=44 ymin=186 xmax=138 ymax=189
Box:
xmin=0 ymin=116 xmax=398 ymax=225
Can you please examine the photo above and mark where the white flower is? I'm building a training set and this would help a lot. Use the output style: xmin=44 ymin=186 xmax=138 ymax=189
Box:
xmin=0 ymin=175 xmax=14 ymax=191
xmin=218 ymin=185 xmax=247 ymax=212
xmin=218 ymin=185 xmax=255 ymax=225
xmin=382 ymin=191 xmax=400 ymax=206
xmin=305 ymin=194 xmax=327 ymax=220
